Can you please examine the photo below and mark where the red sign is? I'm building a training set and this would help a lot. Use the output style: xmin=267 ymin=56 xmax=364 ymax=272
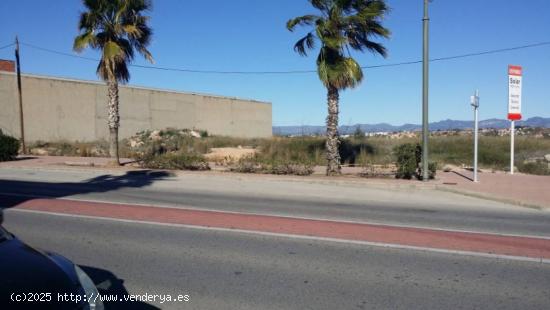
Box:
xmin=508 ymin=65 xmax=522 ymax=76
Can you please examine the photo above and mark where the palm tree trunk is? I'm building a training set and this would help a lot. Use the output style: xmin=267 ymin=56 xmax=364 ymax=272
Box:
xmin=107 ymin=79 xmax=120 ymax=165
xmin=326 ymin=85 xmax=341 ymax=175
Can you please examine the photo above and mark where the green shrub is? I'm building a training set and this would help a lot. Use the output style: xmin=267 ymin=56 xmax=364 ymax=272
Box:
xmin=394 ymin=143 xmax=421 ymax=179
xmin=394 ymin=142 xmax=437 ymax=180
xmin=0 ymin=130 xmax=20 ymax=161
xmin=199 ymin=130 xmax=209 ymax=138
xmin=421 ymin=161 xmax=438 ymax=180
xmin=140 ymin=152 xmax=210 ymax=171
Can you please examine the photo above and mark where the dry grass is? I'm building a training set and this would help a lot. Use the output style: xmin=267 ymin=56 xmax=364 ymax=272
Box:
xmin=26 ymin=131 xmax=550 ymax=175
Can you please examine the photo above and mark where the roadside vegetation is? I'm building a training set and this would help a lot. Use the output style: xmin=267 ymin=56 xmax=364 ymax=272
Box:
xmin=34 ymin=0 xmax=545 ymax=177
xmin=393 ymin=143 xmax=436 ymax=180
xmin=24 ymin=129 xmax=550 ymax=176
xmin=0 ymin=130 xmax=20 ymax=161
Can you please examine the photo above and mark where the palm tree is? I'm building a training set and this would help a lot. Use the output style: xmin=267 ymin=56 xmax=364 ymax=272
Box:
xmin=74 ymin=0 xmax=154 ymax=165
xmin=287 ymin=0 xmax=390 ymax=175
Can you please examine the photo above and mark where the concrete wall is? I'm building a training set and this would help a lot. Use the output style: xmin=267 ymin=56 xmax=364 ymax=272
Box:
xmin=0 ymin=72 xmax=272 ymax=141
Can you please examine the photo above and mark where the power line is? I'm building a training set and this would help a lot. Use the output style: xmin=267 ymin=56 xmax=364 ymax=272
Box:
xmin=20 ymin=42 xmax=97 ymax=61
xmin=20 ymin=42 xmax=315 ymax=74
xmin=430 ymin=41 xmax=550 ymax=62
xmin=15 ymin=40 xmax=550 ymax=75
xmin=0 ymin=43 xmax=15 ymax=51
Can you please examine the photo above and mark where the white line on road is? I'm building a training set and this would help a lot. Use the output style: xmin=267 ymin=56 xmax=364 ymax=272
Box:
xmin=2 ymin=191 xmax=550 ymax=240
xmin=7 ymin=208 xmax=550 ymax=265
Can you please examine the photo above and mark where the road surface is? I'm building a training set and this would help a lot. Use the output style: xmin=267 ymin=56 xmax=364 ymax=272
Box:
xmin=1 ymin=168 xmax=550 ymax=237
xmin=2 ymin=167 xmax=550 ymax=309
xmin=4 ymin=210 xmax=550 ymax=310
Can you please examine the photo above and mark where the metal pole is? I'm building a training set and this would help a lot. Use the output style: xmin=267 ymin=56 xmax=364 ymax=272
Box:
xmin=422 ymin=0 xmax=430 ymax=181
xmin=15 ymin=36 xmax=26 ymax=154
xmin=510 ymin=120 xmax=515 ymax=175
xmin=473 ymin=90 xmax=479 ymax=183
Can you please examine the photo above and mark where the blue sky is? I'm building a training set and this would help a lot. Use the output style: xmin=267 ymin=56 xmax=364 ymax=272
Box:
xmin=0 ymin=0 xmax=549 ymax=126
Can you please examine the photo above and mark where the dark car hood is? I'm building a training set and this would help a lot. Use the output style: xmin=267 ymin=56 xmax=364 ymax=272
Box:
xmin=0 ymin=237 xmax=83 ymax=309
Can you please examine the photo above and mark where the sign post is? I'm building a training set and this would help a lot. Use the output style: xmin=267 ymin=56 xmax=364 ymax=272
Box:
xmin=508 ymin=65 xmax=522 ymax=175
xmin=470 ymin=90 xmax=479 ymax=182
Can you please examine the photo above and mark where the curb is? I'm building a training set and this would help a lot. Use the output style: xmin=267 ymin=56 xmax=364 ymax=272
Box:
xmin=435 ymin=185 xmax=548 ymax=211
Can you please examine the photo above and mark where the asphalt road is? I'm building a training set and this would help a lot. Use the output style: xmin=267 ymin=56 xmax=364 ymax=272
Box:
xmin=1 ymin=168 xmax=550 ymax=237
xmin=4 ymin=210 xmax=550 ymax=310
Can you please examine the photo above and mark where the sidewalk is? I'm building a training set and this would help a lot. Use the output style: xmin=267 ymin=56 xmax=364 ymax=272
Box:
xmin=1 ymin=155 xmax=549 ymax=209
xmin=436 ymin=169 xmax=550 ymax=210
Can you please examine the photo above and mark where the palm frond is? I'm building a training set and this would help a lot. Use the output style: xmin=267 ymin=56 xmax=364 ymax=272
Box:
xmin=317 ymin=47 xmax=363 ymax=89
xmin=74 ymin=0 xmax=154 ymax=83
xmin=103 ymin=41 xmax=124 ymax=60
xmin=287 ymin=15 xmax=320 ymax=31
xmin=309 ymin=0 xmax=331 ymax=13
xmin=293 ymin=32 xmax=316 ymax=56
xmin=73 ymin=31 xmax=96 ymax=52
xmin=288 ymin=0 xmax=389 ymax=90
xmin=97 ymin=57 xmax=130 ymax=83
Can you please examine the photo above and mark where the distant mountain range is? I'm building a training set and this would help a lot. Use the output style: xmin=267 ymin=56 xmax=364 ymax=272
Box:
xmin=273 ymin=117 xmax=550 ymax=136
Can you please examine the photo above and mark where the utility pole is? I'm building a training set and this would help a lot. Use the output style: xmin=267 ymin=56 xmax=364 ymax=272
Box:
xmin=422 ymin=0 xmax=430 ymax=181
xmin=15 ymin=36 xmax=26 ymax=154
xmin=471 ymin=90 xmax=479 ymax=183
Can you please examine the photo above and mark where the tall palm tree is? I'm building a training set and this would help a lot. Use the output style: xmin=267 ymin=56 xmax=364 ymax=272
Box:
xmin=287 ymin=0 xmax=390 ymax=175
xmin=74 ymin=0 xmax=154 ymax=165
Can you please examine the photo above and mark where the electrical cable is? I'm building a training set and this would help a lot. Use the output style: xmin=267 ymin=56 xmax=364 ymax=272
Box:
xmin=13 ymin=40 xmax=550 ymax=75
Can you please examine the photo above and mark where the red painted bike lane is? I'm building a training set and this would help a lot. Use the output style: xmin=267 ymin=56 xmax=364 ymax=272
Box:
xmin=11 ymin=198 xmax=550 ymax=261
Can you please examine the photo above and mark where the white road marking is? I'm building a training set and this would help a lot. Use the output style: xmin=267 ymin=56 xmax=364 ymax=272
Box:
xmin=7 ymin=208 xmax=550 ymax=265
xmin=2 ymin=191 xmax=550 ymax=240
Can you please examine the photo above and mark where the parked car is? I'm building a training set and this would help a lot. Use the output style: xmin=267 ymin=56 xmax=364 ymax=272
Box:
xmin=0 ymin=209 xmax=104 ymax=310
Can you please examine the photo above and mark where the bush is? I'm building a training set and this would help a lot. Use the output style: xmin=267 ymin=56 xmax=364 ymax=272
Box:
xmin=232 ymin=155 xmax=314 ymax=176
xmin=394 ymin=143 xmax=421 ymax=179
xmin=518 ymin=162 xmax=549 ymax=176
xmin=0 ymin=130 xmax=20 ymax=161
xmin=269 ymin=161 xmax=314 ymax=176
xmin=232 ymin=159 xmax=258 ymax=173
xmin=423 ymin=161 xmax=438 ymax=180
xmin=140 ymin=152 xmax=210 ymax=171
xmin=394 ymin=142 xmax=436 ymax=180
